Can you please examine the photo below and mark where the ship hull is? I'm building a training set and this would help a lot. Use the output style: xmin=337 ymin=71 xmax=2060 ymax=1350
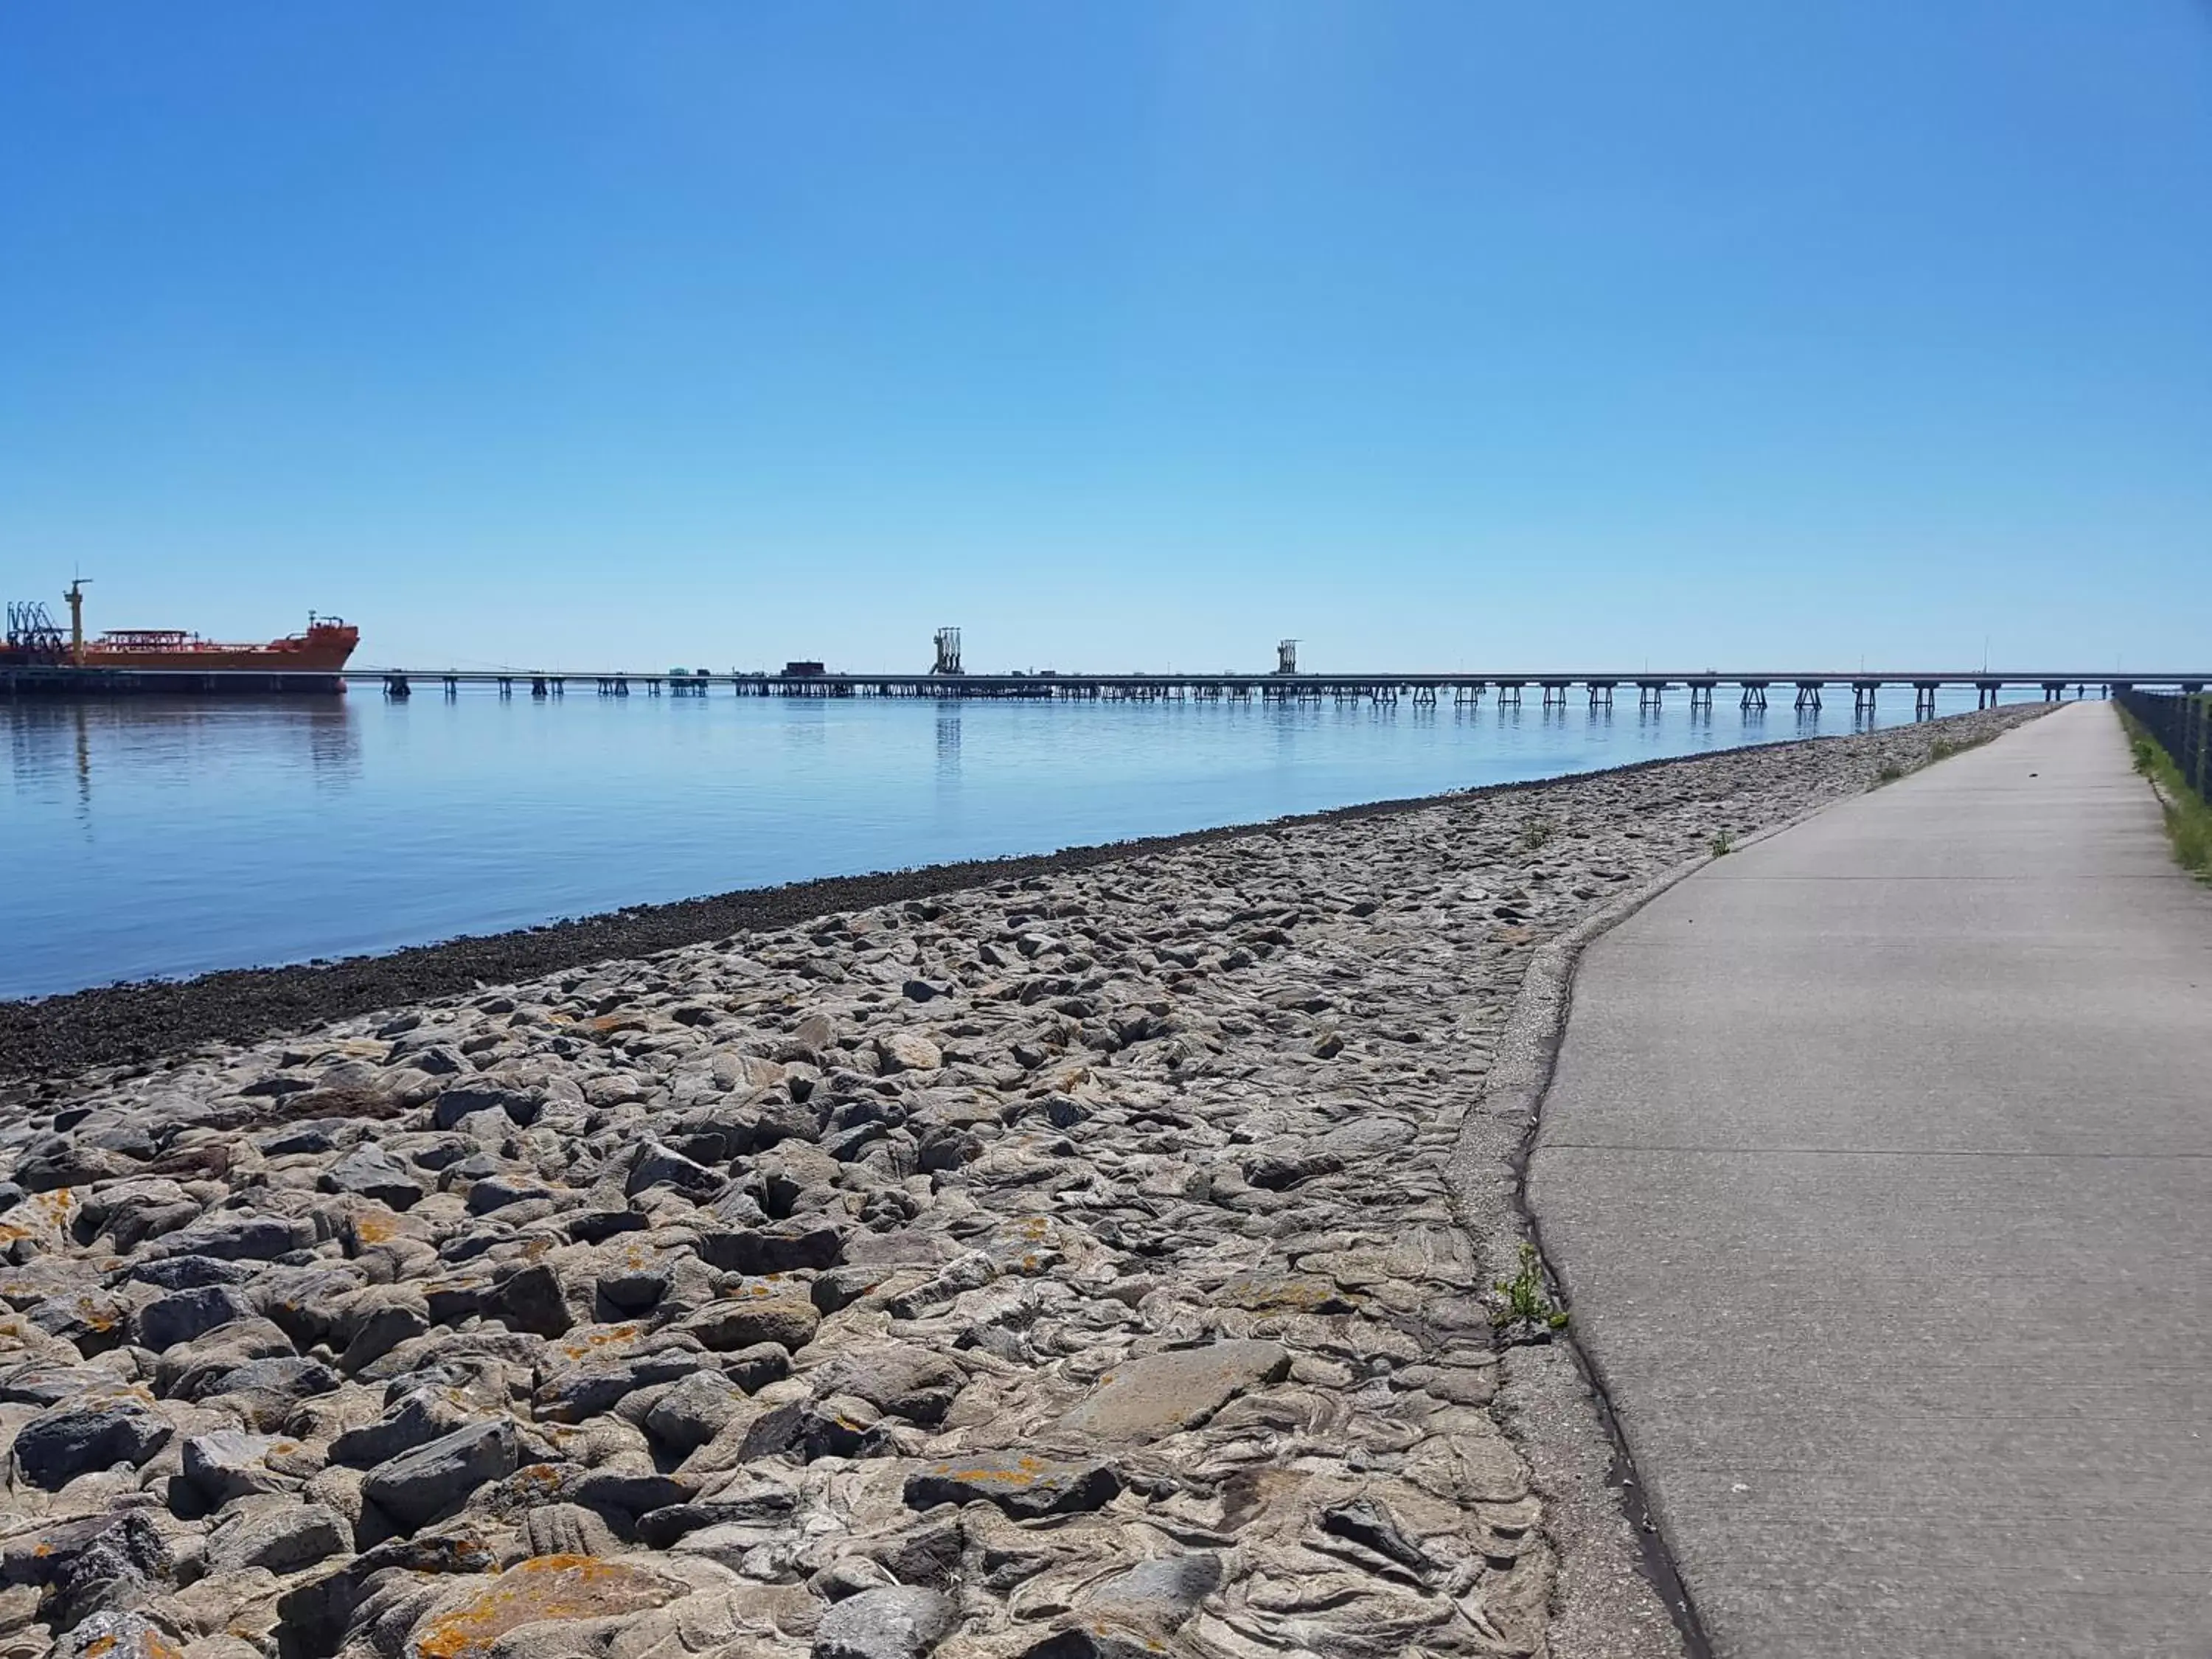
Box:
xmin=1 ymin=665 xmax=349 ymax=697
xmin=77 ymin=642 xmax=358 ymax=671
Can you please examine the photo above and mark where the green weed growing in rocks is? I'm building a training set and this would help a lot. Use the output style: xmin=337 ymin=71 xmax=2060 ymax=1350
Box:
xmin=1874 ymin=761 xmax=1906 ymax=786
xmin=1709 ymin=830 xmax=1735 ymax=856
xmin=1492 ymin=1242 xmax=1570 ymax=1332
xmin=1520 ymin=819 xmax=1558 ymax=852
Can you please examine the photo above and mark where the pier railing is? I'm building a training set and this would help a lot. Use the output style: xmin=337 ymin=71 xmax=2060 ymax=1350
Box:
xmin=2118 ymin=691 xmax=2211 ymax=804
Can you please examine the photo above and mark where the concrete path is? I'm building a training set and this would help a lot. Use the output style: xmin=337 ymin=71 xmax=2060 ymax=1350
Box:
xmin=1529 ymin=703 xmax=2212 ymax=1657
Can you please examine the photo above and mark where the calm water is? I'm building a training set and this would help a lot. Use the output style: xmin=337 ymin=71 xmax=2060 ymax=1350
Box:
xmin=2 ymin=688 xmax=2023 ymax=999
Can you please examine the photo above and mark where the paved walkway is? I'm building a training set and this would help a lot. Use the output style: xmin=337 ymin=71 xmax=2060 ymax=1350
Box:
xmin=1530 ymin=703 xmax=2212 ymax=1657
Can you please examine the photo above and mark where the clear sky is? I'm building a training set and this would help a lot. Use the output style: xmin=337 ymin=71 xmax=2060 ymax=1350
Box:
xmin=3 ymin=3 xmax=2208 ymax=673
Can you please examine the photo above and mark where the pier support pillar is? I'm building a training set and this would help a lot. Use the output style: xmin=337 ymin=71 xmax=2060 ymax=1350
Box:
xmin=384 ymin=672 xmax=410 ymax=698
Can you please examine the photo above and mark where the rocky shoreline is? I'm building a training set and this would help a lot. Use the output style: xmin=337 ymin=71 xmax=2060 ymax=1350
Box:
xmin=0 ymin=706 xmax=2045 ymax=1659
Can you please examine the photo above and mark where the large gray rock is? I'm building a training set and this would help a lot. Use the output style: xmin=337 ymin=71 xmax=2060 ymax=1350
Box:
xmin=431 ymin=1084 xmax=540 ymax=1130
xmin=1054 ymin=1341 xmax=1289 ymax=1442
xmin=872 ymin=1033 xmax=943 ymax=1076
xmin=532 ymin=1348 xmax=708 ymax=1424
xmin=809 ymin=1343 xmax=964 ymax=1427
xmin=149 ymin=1214 xmax=312 ymax=1262
xmin=182 ymin=1430 xmax=295 ymax=1503
xmin=10 ymin=1400 xmax=174 ymax=1490
xmin=673 ymin=1293 xmax=820 ymax=1354
xmin=320 ymin=1144 xmax=424 ymax=1209
xmin=204 ymin=1503 xmax=349 ymax=1574
xmin=337 ymin=1297 xmax=432 ymax=1374
xmin=0 ymin=1362 xmax=121 ymax=1408
xmin=138 ymin=1285 xmax=257 ymax=1352
xmin=625 ymin=1141 xmax=723 ymax=1197
xmin=361 ymin=1419 xmax=518 ymax=1528
xmin=813 ymin=1585 xmax=954 ymax=1659
xmin=330 ymin=1388 xmax=474 ymax=1469
xmin=643 ymin=1370 xmax=748 ymax=1451
xmin=1 ymin=1511 xmax=173 ymax=1629
xmin=902 ymin=1452 xmax=1119 ymax=1520
xmin=1079 ymin=1553 xmax=1222 ymax=1630
xmin=200 ymin=1356 xmax=341 ymax=1430
xmin=125 ymin=1256 xmax=255 ymax=1293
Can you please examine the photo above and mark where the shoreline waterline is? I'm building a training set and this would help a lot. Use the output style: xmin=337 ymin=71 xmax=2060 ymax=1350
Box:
xmin=2 ymin=706 xmax=2044 ymax=1090
xmin=3 ymin=689 xmax=2053 ymax=1004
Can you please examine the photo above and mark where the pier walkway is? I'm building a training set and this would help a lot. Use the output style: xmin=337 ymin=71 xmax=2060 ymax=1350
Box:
xmin=7 ymin=664 xmax=2208 ymax=705
xmin=1528 ymin=703 xmax=2212 ymax=1655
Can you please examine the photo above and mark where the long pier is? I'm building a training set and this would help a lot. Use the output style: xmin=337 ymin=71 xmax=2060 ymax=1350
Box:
xmin=5 ymin=665 xmax=2206 ymax=713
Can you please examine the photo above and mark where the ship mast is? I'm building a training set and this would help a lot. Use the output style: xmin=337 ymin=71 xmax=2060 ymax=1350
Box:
xmin=64 ymin=578 xmax=90 ymax=667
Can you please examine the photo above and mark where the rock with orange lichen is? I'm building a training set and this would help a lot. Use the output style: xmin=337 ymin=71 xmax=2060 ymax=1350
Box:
xmin=49 ymin=1610 xmax=182 ymax=1659
xmin=903 ymin=1452 xmax=1120 ymax=1521
xmin=400 ymin=1554 xmax=696 ymax=1659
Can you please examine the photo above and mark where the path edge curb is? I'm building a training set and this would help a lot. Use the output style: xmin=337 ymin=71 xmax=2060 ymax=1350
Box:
xmin=1444 ymin=803 xmax=1828 ymax=1659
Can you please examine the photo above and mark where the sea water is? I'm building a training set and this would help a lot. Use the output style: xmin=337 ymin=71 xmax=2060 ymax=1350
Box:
xmin=0 ymin=686 xmax=2037 ymax=998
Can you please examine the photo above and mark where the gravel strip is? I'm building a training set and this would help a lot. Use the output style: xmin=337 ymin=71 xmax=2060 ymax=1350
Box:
xmin=0 ymin=705 xmax=2044 ymax=1659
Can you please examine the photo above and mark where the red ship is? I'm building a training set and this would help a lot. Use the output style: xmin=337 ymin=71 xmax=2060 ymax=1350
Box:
xmin=3 ymin=580 xmax=359 ymax=672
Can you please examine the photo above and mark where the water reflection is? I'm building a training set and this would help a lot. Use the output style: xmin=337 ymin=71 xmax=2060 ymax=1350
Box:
xmin=934 ymin=710 xmax=961 ymax=782
xmin=6 ymin=696 xmax=361 ymax=823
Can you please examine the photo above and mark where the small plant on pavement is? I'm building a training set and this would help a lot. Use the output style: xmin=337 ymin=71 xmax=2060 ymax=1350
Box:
xmin=1492 ymin=1242 xmax=1569 ymax=1332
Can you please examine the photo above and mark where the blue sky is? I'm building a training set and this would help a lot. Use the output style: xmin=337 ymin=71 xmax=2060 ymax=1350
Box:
xmin=2 ymin=2 xmax=2208 ymax=673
